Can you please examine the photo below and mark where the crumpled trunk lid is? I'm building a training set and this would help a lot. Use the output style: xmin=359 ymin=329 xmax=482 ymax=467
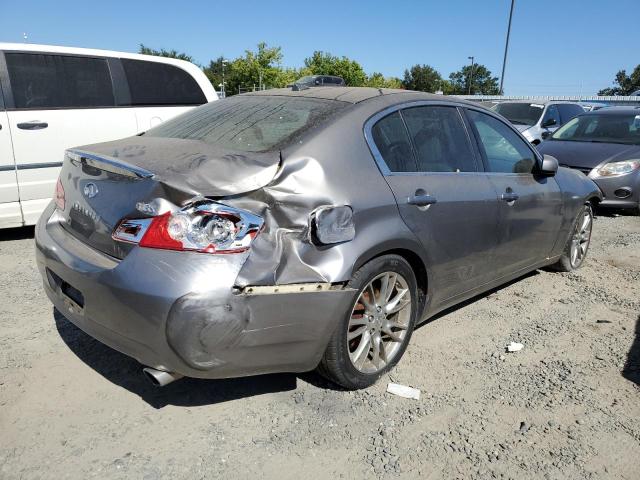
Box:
xmin=56 ymin=136 xmax=280 ymax=259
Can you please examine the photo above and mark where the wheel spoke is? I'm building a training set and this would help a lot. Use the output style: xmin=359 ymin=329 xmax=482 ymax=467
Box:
xmin=349 ymin=316 xmax=369 ymax=327
xmin=386 ymin=288 xmax=410 ymax=314
xmin=348 ymin=325 xmax=367 ymax=340
xmin=379 ymin=339 xmax=389 ymax=364
xmin=351 ymin=331 xmax=371 ymax=369
xmin=581 ymin=212 xmax=591 ymax=232
xmin=571 ymin=245 xmax=578 ymax=265
xmin=386 ymin=319 xmax=408 ymax=331
xmin=382 ymin=326 xmax=403 ymax=342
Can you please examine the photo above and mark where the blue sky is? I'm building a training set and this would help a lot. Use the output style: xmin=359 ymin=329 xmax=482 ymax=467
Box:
xmin=1 ymin=0 xmax=637 ymax=95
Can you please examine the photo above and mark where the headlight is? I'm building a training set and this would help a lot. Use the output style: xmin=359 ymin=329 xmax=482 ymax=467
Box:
xmin=596 ymin=159 xmax=640 ymax=177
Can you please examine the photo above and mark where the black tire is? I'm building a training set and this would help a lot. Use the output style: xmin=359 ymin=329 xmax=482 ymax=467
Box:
xmin=550 ymin=203 xmax=593 ymax=272
xmin=318 ymin=254 xmax=418 ymax=390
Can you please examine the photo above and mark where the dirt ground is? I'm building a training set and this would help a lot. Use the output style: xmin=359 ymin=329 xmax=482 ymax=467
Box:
xmin=0 ymin=210 xmax=638 ymax=480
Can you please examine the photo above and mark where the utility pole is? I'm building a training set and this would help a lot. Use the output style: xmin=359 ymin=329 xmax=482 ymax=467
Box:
xmin=221 ymin=59 xmax=227 ymax=98
xmin=467 ymin=56 xmax=475 ymax=95
xmin=499 ymin=0 xmax=515 ymax=95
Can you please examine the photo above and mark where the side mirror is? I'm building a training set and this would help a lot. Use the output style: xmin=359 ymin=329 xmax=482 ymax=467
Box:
xmin=541 ymin=118 xmax=557 ymax=128
xmin=541 ymin=130 xmax=553 ymax=141
xmin=539 ymin=154 xmax=559 ymax=176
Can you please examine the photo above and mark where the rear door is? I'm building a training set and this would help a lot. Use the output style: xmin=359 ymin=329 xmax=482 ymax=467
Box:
xmin=120 ymin=58 xmax=208 ymax=131
xmin=465 ymin=108 xmax=563 ymax=276
xmin=367 ymin=103 xmax=500 ymax=306
xmin=0 ymin=76 xmax=22 ymax=228
xmin=2 ymin=51 xmax=137 ymax=224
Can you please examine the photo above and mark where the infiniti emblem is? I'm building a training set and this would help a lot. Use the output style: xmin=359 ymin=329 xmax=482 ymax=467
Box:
xmin=83 ymin=183 xmax=99 ymax=198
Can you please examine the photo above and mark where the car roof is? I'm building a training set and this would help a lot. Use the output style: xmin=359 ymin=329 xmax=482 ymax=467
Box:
xmin=243 ymin=86 xmax=463 ymax=105
xmin=0 ymin=42 xmax=199 ymax=69
xmin=582 ymin=106 xmax=640 ymax=115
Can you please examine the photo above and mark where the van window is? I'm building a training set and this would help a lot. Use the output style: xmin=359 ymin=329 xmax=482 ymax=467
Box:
xmin=122 ymin=59 xmax=206 ymax=106
xmin=5 ymin=53 xmax=115 ymax=109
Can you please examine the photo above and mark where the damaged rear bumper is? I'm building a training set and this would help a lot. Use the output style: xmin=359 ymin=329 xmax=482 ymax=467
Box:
xmin=35 ymin=203 xmax=357 ymax=379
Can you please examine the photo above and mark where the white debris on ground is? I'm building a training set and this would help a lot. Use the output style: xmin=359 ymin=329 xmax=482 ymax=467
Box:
xmin=386 ymin=382 xmax=421 ymax=400
xmin=506 ymin=342 xmax=524 ymax=352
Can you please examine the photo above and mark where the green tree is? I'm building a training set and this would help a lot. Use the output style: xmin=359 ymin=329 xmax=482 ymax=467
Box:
xmin=402 ymin=64 xmax=443 ymax=93
xmin=598 ymin=65 xmax=640 ymax=95
xmin=138 ymin=44 xmax=194 ymax=63
xmin=303 ymin=51 xmax=367 ymax=86
xmin=365 ymin=72 xmax=403 ymax=89
xmin=225 ymin=42 xmax=293 ymax=95
xmin=448 ymin=64 xmax=500 ymax=95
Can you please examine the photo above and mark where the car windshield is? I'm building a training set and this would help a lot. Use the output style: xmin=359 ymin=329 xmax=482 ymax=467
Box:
xmin=145 ymin=95 xmax=346 ymax=152
xmin=492 ymin=103 xmax=544 ymax=126
xmin=551 ymin=113 xmax=640 ymax=145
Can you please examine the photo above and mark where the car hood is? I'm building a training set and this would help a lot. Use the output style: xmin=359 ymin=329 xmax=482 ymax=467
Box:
xmin=514 ymin=124 xmax=532 ymax=133
xmin=537 ymin=140 xmax=640 ymax=168
xmin=74 ymin=136 xmax=281 ymax=197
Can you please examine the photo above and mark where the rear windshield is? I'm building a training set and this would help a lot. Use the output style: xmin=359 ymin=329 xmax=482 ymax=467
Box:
xmin=551 ymin=113 xmax=640 ymax=145
xmin=492 ymin=102 xmax=544 ymax=126
xmin=145 ymin=95 xmax=346 ymax=152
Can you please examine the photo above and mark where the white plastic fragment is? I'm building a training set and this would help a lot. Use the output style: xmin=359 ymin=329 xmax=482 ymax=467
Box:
xmin=386 ymin=383 xmax=421 ymax=400
xmin=507 ymin=342 xmax=524 ymax=353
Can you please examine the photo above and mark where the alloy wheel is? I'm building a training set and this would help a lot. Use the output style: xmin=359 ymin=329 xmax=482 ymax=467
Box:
xmin=347 ymin=271 xmax=412 ymax=374
xmin=570 ymin=206 xmax=593 ymax=268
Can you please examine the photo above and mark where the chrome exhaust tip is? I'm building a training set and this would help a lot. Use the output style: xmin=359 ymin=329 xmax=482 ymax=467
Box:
xmin=142 ymin=367 xmax=183 ymax=387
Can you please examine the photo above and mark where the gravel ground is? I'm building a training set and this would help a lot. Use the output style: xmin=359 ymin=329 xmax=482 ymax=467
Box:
xmin=1 ymin=211 xmax=638 ymax=479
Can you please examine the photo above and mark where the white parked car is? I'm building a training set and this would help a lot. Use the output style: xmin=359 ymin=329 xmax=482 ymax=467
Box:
xmin=0 ymin=43 xmax=217 ymax=228
xmin=491 ymin=101 xmax=584 ymax=145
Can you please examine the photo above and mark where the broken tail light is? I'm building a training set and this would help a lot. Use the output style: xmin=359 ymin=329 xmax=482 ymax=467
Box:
xmin=54 ymin=177 xmax=65 ymax=211
xmin=113 ymin=200 xmax=263 ymax=254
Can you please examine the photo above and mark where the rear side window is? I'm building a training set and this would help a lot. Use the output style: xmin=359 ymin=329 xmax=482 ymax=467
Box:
xmin=467 ymin=110 xmax=537 ymax=174
xmin=371 ymin=111 xmax=417 ymax=172
xmin=5 ymin=53 xmax=115 ymax=109
xmin=145 ymin=95 xmax=345 ymax=152
xmin=122 ymin=59 xmax=206 ymax=106
xmin=557 ymin=104 xmax=584 ymax=124
xmin=401 ymin=106 xmax=476 ymax=172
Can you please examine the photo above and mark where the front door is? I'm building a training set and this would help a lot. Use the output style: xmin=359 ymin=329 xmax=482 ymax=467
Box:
xmin=0 ymin=107 xmax=22 ymax=228
xmin=368 ymin=104 xmax=500 ymax=306
xmin=465 ymin=108 xmax=563 ymax=277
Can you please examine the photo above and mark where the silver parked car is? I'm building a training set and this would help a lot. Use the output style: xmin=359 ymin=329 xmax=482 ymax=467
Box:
xmin=36 ymin=88 xmax=601 ymax=390
xmin=492 ymin=100 xmax=585 ymax=144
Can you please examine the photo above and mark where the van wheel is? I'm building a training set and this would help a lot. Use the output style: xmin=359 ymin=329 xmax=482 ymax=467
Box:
xmin=318 ymin=255 xmax=418 ymax=390
xmin=550 ymin=203 xmax=593 ymax=272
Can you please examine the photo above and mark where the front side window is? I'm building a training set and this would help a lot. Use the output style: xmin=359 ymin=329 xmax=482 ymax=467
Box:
xmin=557 ymin=104 xmax=584 ymax=124
xmin=467 ymin=110 xmax=537 ymax=174
xmin=6 ymin=53 xmax=115 ymax=109
xmin=371 ymin=111 xmax=416 ymax=172
xmin=402 ymin=106 xmax=476 ymax=172
xmin=145 ymin=95 xmax=346 ymax=152
xmin=122 ymin=59 xmax=206 ymax=106
xmin=542 ymin=105 xmax=561 ymax=126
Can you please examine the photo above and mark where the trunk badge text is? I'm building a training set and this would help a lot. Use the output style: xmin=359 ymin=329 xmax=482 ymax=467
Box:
xmin=83 ymin=183 xmax=99 ymax=198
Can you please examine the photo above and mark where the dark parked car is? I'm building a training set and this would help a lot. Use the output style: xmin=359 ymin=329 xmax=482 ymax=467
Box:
xmin=292 ymin=75 xmax=345 ymax=87
xmin=538 ymin=108 xmax=640 ymax=214
xmin=35 ymin=88 xmax=601 ymax=390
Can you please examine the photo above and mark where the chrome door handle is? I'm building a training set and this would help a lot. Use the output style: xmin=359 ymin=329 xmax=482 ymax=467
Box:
xmin=501 ymin=192 xmax=519 ymax=202
xmin=17 ymin=121 xmax=48 ymax=130
xmin=407 ymin=194 xmax=437 ymax=207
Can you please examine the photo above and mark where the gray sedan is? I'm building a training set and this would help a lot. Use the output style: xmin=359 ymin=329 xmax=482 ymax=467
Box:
xmin=538 ymin=108 xmax=640 ymax=215
xmin=35 ymin=88 xmax=601 ymax=390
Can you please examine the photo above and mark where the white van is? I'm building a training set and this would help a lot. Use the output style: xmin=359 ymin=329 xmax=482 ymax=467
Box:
xmin=0 ymin=43 xmax=217 ymax=228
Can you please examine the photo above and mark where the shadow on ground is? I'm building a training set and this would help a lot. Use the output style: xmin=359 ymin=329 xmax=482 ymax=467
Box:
xmin=54 ymin=270 xmax=542 ymax=404
xmin=54 ymin=308 xmax=302 ymax=409
xmin=0 ymin=226 xmax=34 ymax=241
xmin=623 ymin=314 xmax=640 ymax=387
